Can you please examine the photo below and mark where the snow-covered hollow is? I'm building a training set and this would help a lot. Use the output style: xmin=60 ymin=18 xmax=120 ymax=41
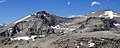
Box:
xmin=10 ymin=35 xmax=45 ymax=41
xmin=14 ymin=15 xmax=31 ymax=24
xmin=103 ymin=11 xmax=117 ymax=19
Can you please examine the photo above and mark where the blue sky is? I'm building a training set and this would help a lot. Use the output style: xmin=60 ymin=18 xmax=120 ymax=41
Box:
xmin=0 ymin=0 xmax=120 ymax=24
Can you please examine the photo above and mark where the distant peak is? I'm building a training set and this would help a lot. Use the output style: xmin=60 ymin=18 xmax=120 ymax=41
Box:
xmin=36 ymin=10 xmax=48 ymax=14
xmin=0 ymin=23 xmax=6 ymax=28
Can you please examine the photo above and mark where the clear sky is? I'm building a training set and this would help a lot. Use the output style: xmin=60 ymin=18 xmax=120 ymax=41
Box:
xmin=0 ymin=0 xmax=120 ymax=24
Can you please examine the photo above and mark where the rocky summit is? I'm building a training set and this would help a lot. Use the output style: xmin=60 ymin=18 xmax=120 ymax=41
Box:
xmin=0 ymin=10 xmax=120 ymax=48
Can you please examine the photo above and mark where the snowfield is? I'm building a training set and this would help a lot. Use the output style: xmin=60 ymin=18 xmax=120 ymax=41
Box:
xmin=10 ymin=35 xmax=45 ymax=41
xmin=99 ymin=11 xmax=120 ymax=19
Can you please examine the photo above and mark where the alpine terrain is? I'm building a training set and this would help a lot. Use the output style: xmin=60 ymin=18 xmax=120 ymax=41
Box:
xmin=0 ymin=10 xmax=120 ymax=48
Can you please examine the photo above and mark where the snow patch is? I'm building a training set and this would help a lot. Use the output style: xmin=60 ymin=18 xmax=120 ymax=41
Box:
xmin=88 ymin=40 xmax=95 ymax=47
xmin=44 ymin=14 xmax=47 ymax=16
xmin=51 ymin=25 xmax=60 ymax=29
xmin=10 ymin=35 xmax=45 ymax=41
xmin=114 ymin=23 xmax=120 ymax=27
xmin=8 ymin=28 xmax=13 ymax=32
xmin=80 ymin=42 xmax=83 ymax=45
xmin=101 ymin=39 xmax=104 ymax=41
xmin=14 ymin=15 xmax=31 ymax=24
xmin=99 ymin=11 xmax=119 ymax=19
xmin=77 ymin=46 xmax=80 ymax=48
xmin=99 ymin=14 xmax=103 ymax=17
xmin=104 ymin=11 xmax=115 ymax=19
xmin=10 ymin=36 xmax=31 ymax=41
xmin=88 ymin=42 xmax=95 ymax=47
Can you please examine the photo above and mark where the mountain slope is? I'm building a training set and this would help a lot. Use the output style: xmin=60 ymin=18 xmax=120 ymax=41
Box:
xmin=1 ymin=10 xmax=120 ymax=37
xmin=0 ymin=11 xmax=69 ymax=37
xmin=0 ymin=10 xmax=120 ymax=48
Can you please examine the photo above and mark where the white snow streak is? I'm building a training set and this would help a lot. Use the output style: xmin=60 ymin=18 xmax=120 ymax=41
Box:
xmin=10 ymin=35 xmax=45 ymax=41
xmin=14 ymin=15 xmax=31 ymax=24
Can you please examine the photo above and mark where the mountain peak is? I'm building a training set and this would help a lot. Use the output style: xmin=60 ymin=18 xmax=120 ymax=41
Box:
xmin=36 ymin=10 xmax=48 ymax=15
